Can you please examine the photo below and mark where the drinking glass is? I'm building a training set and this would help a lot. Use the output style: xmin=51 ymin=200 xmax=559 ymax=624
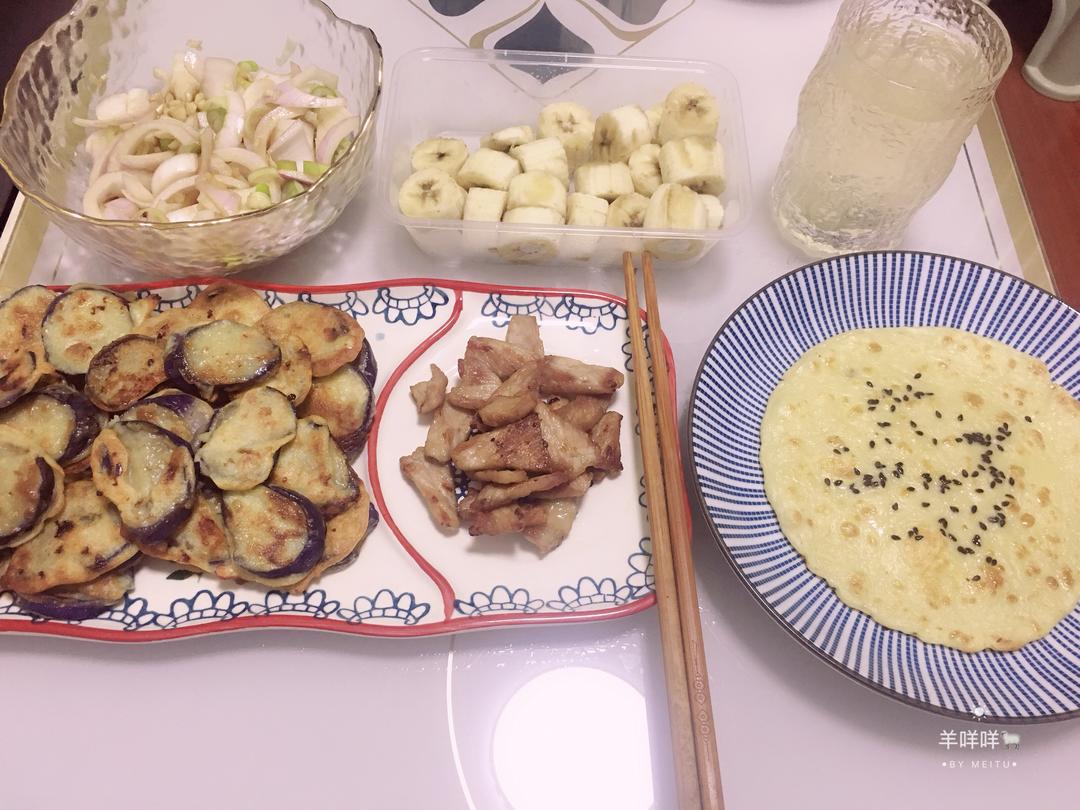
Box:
xmin=770 ymin=0 xmax=1012 ymax=258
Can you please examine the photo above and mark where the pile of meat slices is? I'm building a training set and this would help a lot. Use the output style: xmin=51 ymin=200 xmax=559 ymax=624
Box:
xmin=401 ymin=314 xmax=625 ymax=554
xmin=0 ymin=281 xmax=378 ymax=621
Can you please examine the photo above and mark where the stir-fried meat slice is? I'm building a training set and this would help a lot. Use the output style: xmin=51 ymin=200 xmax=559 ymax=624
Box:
xmin=464 ymin=501 xmax=549 ymax=537
xmin=538 ymin=355 xmax=624 ymax=396
xmin=468 ymin=471 xmax=573 ymax=512
xmin=400 ymin=448 xmax=460 ymax=530
xmin=467 ymin=337 xmax=533 ymax=380
xmin=410 ymin=363 xmax=447 ymax=414
xmin=470 ymin=469 xmax=528 ymax=484
xmin=522 ymin=499 xmax=580 ymax=554
xmin=452 ymin=412 xmax=553 ymax=472
xmin=536 ymin=402 xmax=599 ymax=472
xmin=505 ymin=315 xmax=543 ymax=359
xmin=590 ymin=411 xmax=623 ymax=472
xmin=447 ymin=339 xmax=502 ymax=410
xmin=424 ymin=400 xmax=472 ymax=463
xmin=533 ymin=472 xmax=592 ymax=499
xmin=478 ymin=362 xmax=540 ymax=427
xmin=549 ymin=394 xmax=612 ymax=431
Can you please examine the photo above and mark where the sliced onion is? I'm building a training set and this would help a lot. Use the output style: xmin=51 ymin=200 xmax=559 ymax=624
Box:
xmin=107 ymin=120 xmax=199 ymax=172
xmin=213 ymin=147 xmax=268 ymax=173
xmin=119 ymin=151 xmax=174 ymax=171
xmin=166 ymin=203 xmax=202 ymax=222
xmin=278 ymin=170 xmax=317 ymax=185
xmin=315 ymin=115 xmax=359 ymax=164
xmin=216 ymin=91 xmax=246 ymax=150
xmin=198 ymin=127 xmax=215 ymax=177
xmin=102 ymin=197 xmax=138 ymax=220
xmin=151 ymin=175 xmax=200 ymax=208
xmin=202 ymin=57 xmax=237 ymax=100
xmin=212 ymin=174 xmax=248 ymax=190
xmin=270 ymin=81 xmax=345 ymax=109
xmin=252 ymin=107 xmax=300 ymax=155
xmin=290 ymin=66 xmax=339 ymax=91
xmin=182 ymin=47 xmax=204 ymax=81
xmin=150 ymin=152 xmax=199 ymax=195
xmin=268 ymin=120 xmax=314 ymax=164
xmin=242 ymin=76 xmax=275 ymax=111
xmin=123 ymin=172 xmax=155 ymax=206
xmin=197 ymin=180 xmax=241 ymax=215
xmin=83 ymin=172 xmax=126 ymax=218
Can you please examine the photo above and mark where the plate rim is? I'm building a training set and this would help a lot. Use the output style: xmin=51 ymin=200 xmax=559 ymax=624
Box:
xmin=0 ymin=276 xmax=670 ymax=642
xmin=686 ymin=249 xmax=1080 ymax=725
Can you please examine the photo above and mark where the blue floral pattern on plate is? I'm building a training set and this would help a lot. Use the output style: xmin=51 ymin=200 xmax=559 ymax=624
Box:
xmin=250 ymin=590 xmax=341 ymax=619
xmin=547 ymin=577 xmax=636 ymax=611
xmin=455 ymin=586 xmax=546 ymax=616
xmin=372 ymin=286 xmax=449 ymax=325
xmin=338 ymin=589 xmax=431 ymax=625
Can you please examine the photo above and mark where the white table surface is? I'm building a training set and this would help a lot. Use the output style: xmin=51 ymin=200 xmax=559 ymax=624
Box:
xmin=2 ymin=1 xmax=1077 ymax=808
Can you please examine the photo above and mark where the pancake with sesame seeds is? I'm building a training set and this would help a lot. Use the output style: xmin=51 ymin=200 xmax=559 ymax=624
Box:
xmin=760 ymin=327 xmax=1080 ymax=652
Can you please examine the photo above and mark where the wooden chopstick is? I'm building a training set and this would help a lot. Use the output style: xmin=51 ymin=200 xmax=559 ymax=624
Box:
xmin=642 ymin=251 xmax=725 ymax=810
xmin=622 ymin=252 xmax=702 ymax=809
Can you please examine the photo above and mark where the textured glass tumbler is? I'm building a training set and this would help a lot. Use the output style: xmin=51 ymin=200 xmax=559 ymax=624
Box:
xmin=771 ymin=0 xmax=1011 ymax=258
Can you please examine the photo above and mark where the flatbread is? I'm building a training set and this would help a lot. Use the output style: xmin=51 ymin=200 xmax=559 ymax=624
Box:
xmin=760 ymin=327 xmax=1080 ymax=652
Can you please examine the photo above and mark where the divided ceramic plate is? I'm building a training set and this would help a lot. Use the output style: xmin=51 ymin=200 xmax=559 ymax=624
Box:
xmin=689 ymin=251 xmax=1080 ymax=723
xmin=0 ymin=279 xmax=660 ymax=641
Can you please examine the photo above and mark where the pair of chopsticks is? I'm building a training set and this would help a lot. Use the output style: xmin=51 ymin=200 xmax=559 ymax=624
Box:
xmin=623 ymin=251 xmax=724 ymax=810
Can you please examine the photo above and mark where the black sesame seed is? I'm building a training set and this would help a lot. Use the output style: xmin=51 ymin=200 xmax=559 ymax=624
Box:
xmin=979 ymin=521 xmax=987 ymax=530
xmin=921 ymin=502 xmax=930 ymax=508
xmin=949 ymin=505 xmax=959 ymax=513
xmin=877 ymin=422 xmax=891 ymax=428
xmin=885 ymin=438 xmax=893 ymax=445
xmin=875 ymin=461 xmax=885 ymax=469
xmin=906 ymin=486 xmax=915 ymax=492
xmin=914 ymin=373 xmax=922 ymax=379
xmin=975 ymin=488 xmax=984 ymax=494
xmin=824 ymin=478 xmax=831 ymax=485
xmin=1024 ymin=415 xmax=1032 ymax=423
xmin=891 ymin=503 xmax=899 ymax=511
xmin=834 ymin=480 xmax=843 ymax=487
xmin=869 ymin=440 xmax=876 ymax=449
xmin=932 ymin=438 xmax=938 ymax=445
xmin=833 ymin=448 xmax=841 ymax=455
xmin=1008 ymin=477 xmax=1015 ymax=486
xmin=958 ymin=414 xmax=964 ymax=422
xmin=890 ymin=534 xmax=901 ymax=541
xmin=972 ymin=575 xmax=981 ymax=582
xmin=853 ymin=467 xmax=862 ymax=475
xmin=866 ymin=381 xmax=874 ymax=388
xmin=890 ymin=404 xmax=896 ymax=412
xmin=906 ymin=384 xmax=913 ymax=392
xmin=935 ymin=410 xmax=942 ymax=419
xmin=867 ymin=399 xmax=879 ymax=405
xmin=915 ymin=430 xmax=924 ymax=436
xmin=970 ymin=505 xmax=977 ymax=514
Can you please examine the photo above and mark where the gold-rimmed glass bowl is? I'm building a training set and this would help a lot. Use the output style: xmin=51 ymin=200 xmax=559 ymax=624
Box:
xmin=0 ymin=0 xmax=381 ymax=277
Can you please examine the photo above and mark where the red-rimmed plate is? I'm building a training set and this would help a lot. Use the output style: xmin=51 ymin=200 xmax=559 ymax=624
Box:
xmin=0 ymin=278 xmax=667 ymax=641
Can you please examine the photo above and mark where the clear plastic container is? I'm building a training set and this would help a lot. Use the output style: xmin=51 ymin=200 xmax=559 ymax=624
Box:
xmin=378 ymin=48 xmax=751 ymax=269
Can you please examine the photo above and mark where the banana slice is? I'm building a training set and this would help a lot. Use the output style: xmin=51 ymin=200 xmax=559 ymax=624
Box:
xmin=481 ymin=125 xmax=535 ymax=152
xmin=573 ymin=162 xmax=635 ymax=202
xmin=657 ymin=82 xmax=720 ymax=144
xmin=498 ymin=207 xmax=564 ymax=263
xmin=410 ymin=137 xmax=469 ymax=176
xmin=658 ymin=136 xmax=726 ymax=195
xmin=700 ymin=194 xmax=725 ymax=229
xmin=646 ymin=104 xmax=663 ymax=142
xmin=628 ymin=143 xmax=662 ymax=197
xmin=457 ymin=147 xmax=522 ymax=191
xmin=644 ymin=183 xmax=707 ymax=261
xmin=462 ymin=187 xmax=508 ymax=256
xmin=566 ymin=193 xmax=609 ymax=226
xmin=507 ymin=171 xmax=567 ymax=218
xmin=537 ymin=102 xmax=594 ymax=169
xmin=606 ymin=193 xmax=650 ymax=228
xmin=564 ymin=193 xmax=609 ymax=262
xmin=463 ymin=187 xmax=508 ymax=222
xmin=592 ymin=105 xmax=652 ymax=163
xmin=398 ymin=168 xmax=466 ymax=219
xmin=510 ymin=138 xmax=569 ymax=188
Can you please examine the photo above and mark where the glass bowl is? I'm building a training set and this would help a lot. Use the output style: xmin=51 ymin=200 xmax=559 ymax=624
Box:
xmin=0 ymin=0 xmax=382 ymax=278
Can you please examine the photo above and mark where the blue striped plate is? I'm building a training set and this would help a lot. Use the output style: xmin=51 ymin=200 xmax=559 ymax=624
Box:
xmin=688 ymin=251 xmax=1080 ymax=723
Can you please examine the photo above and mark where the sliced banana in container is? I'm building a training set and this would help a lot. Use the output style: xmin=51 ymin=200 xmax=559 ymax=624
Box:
xmin=645 ymin=104 xmax=663 ymax=142
xmin=644 ymin=183 xmax=708 ymax=261
xmin=700 ymin=194 xmax=725 ymax=229
xmin=457 ymin=147 xmax=522 ymax=191
xmin=507 ymin=171 xmax=567 ymax=218
xmin=510 ymin=138 xmax=569 ymax=188
xmin=573 ymin=162 xmax=635 ymax=202
xmin=657 ymin=82 xmax=720 ymax=144
xmin=563 ymin=193 xmax=610 ymax=261
xmin=498 ymin=207 xmax=564 ymax=263
xmin=592 ymin=104 xmax=652 ymax=163
xmin=658 ymin=136 xmax=726 ymax=195
xmin=481 ymin=125 xmax=535 ymax=151
xmin=462 ymin=188 xmax=509 ymax=256
xmin=411 ymin=137 xmax=470 ymax=176
xmin=628 ymin=143 xmax=662 ymax=196
xmin=606 ymin=193 xmax=650 ymax=228
xmin=537 ymin=102 xmax=594 ymax=169
xmin=398 ymin=168 xmax=466 ymax=219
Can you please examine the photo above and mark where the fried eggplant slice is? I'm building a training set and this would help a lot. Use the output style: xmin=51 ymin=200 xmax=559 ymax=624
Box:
xmin=590 ymin=411 xmax=624 ymax=473
xmin=522 ymin=499 xmax=580 ymax=554
xmin=120 ymin=389 xmax=214 ymax=446
xmin=400 ymin=447 xmax=459 ymax=530
xmin=0 ymin=426 xmax=64 ymax=549
xmin=287 ymin=479 xmax=374 ymax=594
xmin=0 ymin=350 xmax=47 ymax=410
xmin=197 ymin=387 xmax=297 ymax=491
xmin=0 ymin=384 xmax=101 ymax=466
xmin=84 ymin=334 xmax=167 ymax=412
xmin=41 ymin=286 xmax=133 ymax=375
xmin=410 ymin=363 xmax=448 ymax=415
xmin=549 ymin=394 xmax=612 ymax=431
xmin=424 ymin=400 xmax=472 ymax=464
xmin=258 ymin=301 xmax=364 ymax=377
xmin=1 ymin=479 xmax=137 ymax=594
xmin=90 ymin=420 xmax=195 ymax=544
xmin=245 ymin=333 xmax=312 ymax=405
xmin=0 ymin=285 xmax=55 ymax=358
xmin=538 ymin=355 xmax=624 ymax=397
xmin=133 ymin=305 xmax=206 ymax=341
xmin=139 ymin=482 xmax=234 ymax=577
xmin=165 ymin=320 xmax=280 ymax=389
xmin=298 ymin=363 xmax=372 ymax=460
xmin=126 ymin=293 xmax=161 ymax=327
xmin=478 ymin=362 xmax=540 ymax=428
xmin=223 ymin=485 xmax=325 ymax=587
xmin=190 ymin=282 xmax=271 ymax=325
xmin=505 ymin=314 xmax=543 ymax=359
xmin=16 ymin=565 xmax=135 ymax=621
xmin=269 ymin=416 xmax=359 ymax=517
